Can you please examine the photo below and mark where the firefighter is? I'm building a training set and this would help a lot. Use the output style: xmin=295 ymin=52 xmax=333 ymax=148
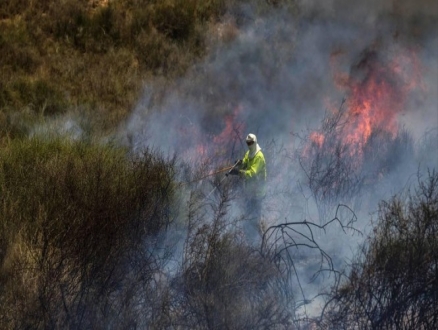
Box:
xmin=229 ymin=133 xmax=267 ymax=230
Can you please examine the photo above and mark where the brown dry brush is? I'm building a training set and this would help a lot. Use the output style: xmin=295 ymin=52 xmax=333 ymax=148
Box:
xmin=0 ymin=138 xmax=176 ymax=329
xmin=321 ymin=170 xmax=438 ymax=330
xmin=160 ymin=176 xmax=293 ymax=329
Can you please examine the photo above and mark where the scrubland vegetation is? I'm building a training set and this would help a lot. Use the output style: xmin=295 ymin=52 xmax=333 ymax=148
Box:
xmin=0 ymin=138 xmax=175 ymax=328
xmin=1 ymin=0 xmax=271 ymax=139
xmin=0 ymin=0 xmax=436 ymax=329
xmin=322 ymin=170 xmax=438 ymax=329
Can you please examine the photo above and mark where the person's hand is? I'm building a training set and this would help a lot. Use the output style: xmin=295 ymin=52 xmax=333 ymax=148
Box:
xmin=229 ymin=168 xmax=240 ymax=175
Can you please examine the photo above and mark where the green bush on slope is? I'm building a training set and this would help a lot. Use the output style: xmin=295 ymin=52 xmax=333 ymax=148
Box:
xmin=0 ymin=138 xmax=175 ymax=328
xmin=0 ymin=0 xmax=238 ymax=138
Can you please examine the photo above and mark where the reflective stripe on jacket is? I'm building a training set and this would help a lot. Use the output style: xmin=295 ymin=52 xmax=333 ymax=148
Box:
xmin=240 ymin=150 xmax=267 ymax=198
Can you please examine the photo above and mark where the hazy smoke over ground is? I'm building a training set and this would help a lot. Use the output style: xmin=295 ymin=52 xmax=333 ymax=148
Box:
xmin=123 ymin=0 xmax=437 ymax=317
xmin=126 ymin=0 xmax=437 ymax=154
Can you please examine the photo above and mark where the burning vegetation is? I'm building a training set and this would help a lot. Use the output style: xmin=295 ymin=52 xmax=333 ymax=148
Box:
xmin=297 ymin=44 xmax=425 ymax=221
xmin=0 ymin=0 xmax=437 ymax=329
xmin=333 ymin=45 xmax=422 ymax=156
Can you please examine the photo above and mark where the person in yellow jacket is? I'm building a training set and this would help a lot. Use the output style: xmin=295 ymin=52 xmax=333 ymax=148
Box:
xmin=229 ymin=133 xmax=267 ymax=224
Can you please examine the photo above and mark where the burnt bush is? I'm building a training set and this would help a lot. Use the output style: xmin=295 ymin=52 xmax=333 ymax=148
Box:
xmin=322 ymin=170 xmax=438 ymax=329
xmin=163 ymin=177 xmax=293 ymax=329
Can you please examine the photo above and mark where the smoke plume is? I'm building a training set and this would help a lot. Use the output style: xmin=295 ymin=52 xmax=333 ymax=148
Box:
xmin=122 ymin=0 xmax=438 ymax=317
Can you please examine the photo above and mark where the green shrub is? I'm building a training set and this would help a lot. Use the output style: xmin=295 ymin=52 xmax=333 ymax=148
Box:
xmin=7 ymin=78 xmax=66 ymax=115
xmin=0 ymin=138 xmax=176 ymax=328
xmin=0 ymin=0 xmax=288 ymax=137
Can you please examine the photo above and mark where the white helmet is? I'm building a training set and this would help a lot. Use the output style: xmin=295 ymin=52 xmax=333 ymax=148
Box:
xmin=246 ymin=133 xmax=257 ymax=144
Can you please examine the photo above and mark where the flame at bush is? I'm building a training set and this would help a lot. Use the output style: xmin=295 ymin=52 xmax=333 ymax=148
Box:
xmin=298 ymin=45 xmax=423 ymax=213
xmin=179 ymin=105 xmax=245 ymax=165
xmin=331 ymin=46 xmax=422 ymax=157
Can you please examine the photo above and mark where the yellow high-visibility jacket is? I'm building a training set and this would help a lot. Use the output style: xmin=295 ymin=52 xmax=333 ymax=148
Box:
xmin=240 ymin=150 xmax=267 ymax=198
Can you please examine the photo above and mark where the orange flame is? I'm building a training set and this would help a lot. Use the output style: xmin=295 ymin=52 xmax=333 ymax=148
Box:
xmin=213 ymin=107 xmax=243 ymax=145
xmin=180 ymin=104 xmax=245 ymax=165
xmin=332 ymin=46 xmax=421 ymax=157
xmin=212 ymin=104 xmax=245 ymax=148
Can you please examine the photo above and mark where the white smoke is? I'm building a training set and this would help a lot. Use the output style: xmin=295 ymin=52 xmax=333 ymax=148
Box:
xmin=121 ymin=0 xmax=438 ymax=319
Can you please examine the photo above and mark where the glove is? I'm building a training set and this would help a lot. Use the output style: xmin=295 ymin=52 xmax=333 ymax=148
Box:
xmin=228 ymin=168 xmax=240 ymax=175
xmin=235 ymin=159 xmax=243 ymax=166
